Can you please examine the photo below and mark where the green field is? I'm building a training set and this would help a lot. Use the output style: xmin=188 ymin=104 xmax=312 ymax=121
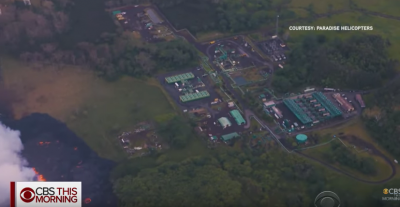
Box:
xmin=353 ymin=0 xmax=400 ymax=17
xmin=303 ymin=141 xmax=393 ymax=182
xmin=65 ymin=77 xmax=177 ymax=161
xmin=0 ymin=57 xmax=177 ymax=161
xmin=288 ymin=0 xmax=349 ymax=13
xmin=287 ymin=11 xmax=400 ymax=60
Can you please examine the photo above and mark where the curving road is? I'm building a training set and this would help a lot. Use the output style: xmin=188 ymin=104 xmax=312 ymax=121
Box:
xmin=296 ymin=151 xmax=396 ymax=184
xmin=243 ymin=109 xmax=397 ymax=184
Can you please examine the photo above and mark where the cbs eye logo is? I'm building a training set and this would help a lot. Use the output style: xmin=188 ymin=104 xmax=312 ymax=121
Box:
xmin=383 ymin=189 xmax=389 ymax=194
xmin=20 ymin=187 xmax=35 ymax=203
xmin=314 ymin=191 xmax=341 ymax=207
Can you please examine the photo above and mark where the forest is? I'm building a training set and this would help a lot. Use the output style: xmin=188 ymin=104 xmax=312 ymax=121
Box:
xmin=0 ymin=0 xmax=198 ymax=80
xmin=272 ymin=34 xmax=398 ymax=93
xmin=323 ymin=141 xmax=376 ymax=175
xmin=363 ymin=80 xmax=400 ymax=158
xmin=154 ymin=0 xmax=294 ymax=34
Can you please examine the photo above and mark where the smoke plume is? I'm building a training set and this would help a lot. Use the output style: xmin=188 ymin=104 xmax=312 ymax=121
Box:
xmin=0 ymin=122 xmax=35 ymax=205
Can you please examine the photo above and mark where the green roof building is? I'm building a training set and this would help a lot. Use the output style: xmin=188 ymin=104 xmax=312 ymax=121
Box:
xmin=218 ymin=117 xmax=232 ymax=128
xmin=165 ymin=72 xmax=195 ymax=83
xmin=230 ymin=110 xmax=246 ymax=125
xmin=221 ymin=132 xmax=240 ymax=141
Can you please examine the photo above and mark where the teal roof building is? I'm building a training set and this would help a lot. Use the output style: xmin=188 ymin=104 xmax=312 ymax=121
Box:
xmin=230 ymin=110 xmax=246 ymax=125
xmin=221 ymin=132 xmax=240 ymax=141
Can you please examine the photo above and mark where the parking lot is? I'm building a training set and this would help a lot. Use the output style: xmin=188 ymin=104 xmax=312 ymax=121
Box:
xmin=258 ymin=38 xmax=289 ymax=63
xmin=114 ymin=6 xmax=175 ymax=42
xmin=157 ymin=67 xmax=221 ymax=110
xmin=197 ymin=105 xmax=247 ymax=141
xmin=203 ymin=37 xmax=268 ymax=71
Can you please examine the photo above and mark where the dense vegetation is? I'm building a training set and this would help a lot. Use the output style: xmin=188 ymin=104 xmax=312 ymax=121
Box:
xmin=323 ymin=141 xmax=376 ymax=175
xmin=113 ymin=147 xmax=329 ymax=207
xmin=272 ymin=34 xmax=397 ymax=92
xmin=364 ymin=80 xmax=400 ymax=158
xmin=0 ymin=0 xmax=197 ymax=80
xmin=156 ymin=0 xmax=295 ymax=34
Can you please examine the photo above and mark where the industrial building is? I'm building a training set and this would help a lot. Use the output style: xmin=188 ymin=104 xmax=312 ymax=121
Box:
xmin=332 ymin=93 xmax=354 ymax=112
xmin=283 ymin=99 xmax=313 ymax=124
xmin=271 ymin=106 xmax=283 ymax=118
xmin=179 ymin=91 xmax=210 ymax=102
xmin=165 ymin=72 xmax=195 ymax=83
xmin=283 ymin=92 xmax=342 ymax=127
xmin=312 ymin=92 xmax=342 ymax=117
xmin=230 ymin=110 xmax=246 ymax=125
xmin=356 ymin=94 xmax=365 ymax=108
xmin=221 ymin=132 xmax=240 ymax=142
xmin=218 ymin=117 xmax=232 ymax=128
xmin=263 ymin=100 xmax=276 ymax=108
xmin=145 ymin=8 xmax=163 ymax=24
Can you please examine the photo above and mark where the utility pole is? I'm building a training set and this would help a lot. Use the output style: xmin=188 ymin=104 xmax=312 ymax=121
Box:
xmin=275 ymin=14 xmax=279 ymax=36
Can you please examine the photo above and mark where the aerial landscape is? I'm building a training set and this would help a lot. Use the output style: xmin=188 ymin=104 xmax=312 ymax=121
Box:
xmin=0 ymin=0 xmax=400 ymax=206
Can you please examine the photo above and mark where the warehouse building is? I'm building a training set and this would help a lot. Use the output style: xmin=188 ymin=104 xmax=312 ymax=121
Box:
xmin=221 ymin=132 xmax=240 ymax=142
xmin=312 ymin=92 xmax=342 ymax=117
xmin=179 ymin=91 xmax=210 ymax=102
xmin=283 ymin=99 xmax=313 ymax=125
xmin=332 ymin=93 xmax=354 ymax=112
xmin=218 ymin=117 xmax=232 ymax=128
xmin=230 ymin=110 xmax=246 ymax=125
xmin=263 ymin=100 xmax=276 ymax=108
xmin=165 ymin=72 xmax=195 ymax=84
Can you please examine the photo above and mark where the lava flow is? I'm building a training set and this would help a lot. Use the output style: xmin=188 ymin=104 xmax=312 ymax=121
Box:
xmin=32 ymin=167 xmax=46 ymax=181
xmin=38 ymin=141 xmax=51 ymax=146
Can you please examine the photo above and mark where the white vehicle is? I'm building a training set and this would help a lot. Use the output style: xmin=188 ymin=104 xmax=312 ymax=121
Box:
xmin=282 ymin=55 xmax=286 ymax=59
xmin=122 ymin=12 xmax=126 ymax=14
xmin=278 ymin=64 xmax=283 ymax=69
xmin=134 ymin=5 xmax=139 ymax=7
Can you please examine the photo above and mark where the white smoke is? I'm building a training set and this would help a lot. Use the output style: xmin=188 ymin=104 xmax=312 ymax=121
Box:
xmin=0 ymin=122 xmax=35 ymax=205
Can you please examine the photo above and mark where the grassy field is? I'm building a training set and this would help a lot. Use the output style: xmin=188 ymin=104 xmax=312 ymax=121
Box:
xmin=311 ymin=118 xmax=400 ymax=178
xmin=287 ymin=11 xmax=400 ymax=60
xmin=353 ymin=0 xmax=400 ymax=17
xmin=303 ymin=141 xmax=392 ymax=181
xmin=288 ymin=0 xmax=349 ymax=13
xmin=0 ymin=57 xmax=176 ymax=161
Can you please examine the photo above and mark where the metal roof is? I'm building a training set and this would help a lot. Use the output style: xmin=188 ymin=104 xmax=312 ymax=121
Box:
xmin=218 ymin=117 xmax=232 ymax=127
xmin=229 ymin=110 xmax=246 ymax=125
xmin=179 ymin=91 xmax=210 ymax=102
xmin=221 ymin=132 xmax=240 ymax=141
xmin=165 ymin=72 xmax=195 ymax=83
xmin=146 ymin=9 xmax=163 ymax=24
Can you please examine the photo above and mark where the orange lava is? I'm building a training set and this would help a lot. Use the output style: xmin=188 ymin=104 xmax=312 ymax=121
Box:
xmin=32 ymin=168 xmax=46 ymax=181
xmin=84 ymin=198 xmax=91 ymax=204
xmin=38 ymin=141 xmax=51 ymax=146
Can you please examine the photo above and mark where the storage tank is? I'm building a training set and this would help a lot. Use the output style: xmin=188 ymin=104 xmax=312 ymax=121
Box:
xmin=296 ymin=134 xmax=308 ymax=144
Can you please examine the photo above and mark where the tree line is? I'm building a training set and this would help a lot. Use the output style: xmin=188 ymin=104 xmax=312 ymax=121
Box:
xmin=0 ymin=0 xmax=198 ymax=80
xmin=272 ymin=34 xmax=398 ymax=93
xmin=363 ymin=80 xmax=400 ymax=158
xmin=155 ymin=0 xmax=296 ymax=34
xmin=323 ymin=141 xmax=376 ymax=175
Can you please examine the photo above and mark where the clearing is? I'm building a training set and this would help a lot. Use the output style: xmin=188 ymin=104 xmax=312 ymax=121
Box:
xmin=0 ymin=57 xmax=176 ymax=161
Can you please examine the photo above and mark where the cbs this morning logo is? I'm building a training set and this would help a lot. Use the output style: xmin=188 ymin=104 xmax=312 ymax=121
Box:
xmin=11 ymin=182 xmax=82 ymax=207
xmin=383 ymin=188 xmax=400 ymax=195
